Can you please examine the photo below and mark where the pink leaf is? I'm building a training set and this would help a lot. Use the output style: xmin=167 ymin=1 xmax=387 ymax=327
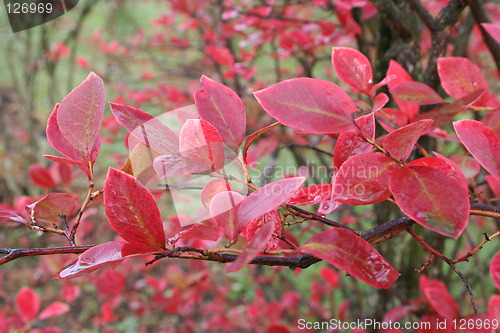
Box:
xmin=482 ymin=111 xmax=500 ymax=137
xmin=254 ymin=78 xmax=356 ymax=134
xmin=0 ymin=211 xmax=27 ymax=224
xmin=179 ymin=119 xmax=225 ymax=172
xmin=390 ymin=158 xmax=470 ymax=238
xmin=38 ymin=302 xmax=70 ymax=320
xmin=28 ymin=164 xmax=57 ymax=188
xmin=488 ymin=295 xmax=500 ymax=321
xmin=298 ymin=228 xmax=400 ymax=289
xmin=438 ymin=57 xmax=489 ymax=105
xmin=16 ymin=287 xmax=40 ymax=322
xmin=333 ymin=152 xmax=398 ymax=205
xmin=237 ymin=177 xmax=305 ymax=228
xmin=386 ymin=60 xmax=419 ymax=120
xmin=383 ymin=119 xmax=434 ymax=162
xmin=491 ymin=251 xmax=500 ymax=290
xmin=453 ymin=120 xmax=500 ymax=179
xmin=482 ymin=23 xmax=500 ymax=44
xmin=201 ymin=179 xmax=232 ymax=208
xmin=242 ymin=122 xmax=280 ymax=164
xmin=194 ymin=76 xmax=246 ymax=152
xmin=486 ymin=175 xmax=500 ymax=197
xmin=332 ymin=47 xmax=373 ymax=93
xmin=390 ymin=82 xmax=446 ymax=105
xmin=372 ymin=93 xmax=389 ymax=113
xmin=334 ymin=113 xmax=375 ymax=170
xmin=174 ymin=224 xmax=221 ymax=242
xmin=287 ymin=184 xmax=333 ymax=206
xmin=57 ymin=72 xmax=104 ymax=161
xmin=226 ymin=219 xmax=275 ymax=273
xmin=209 ymin=191 xmax=245 ymax=243
xmin=423 ymin=285 xmax=459 ymax=321
xmin=320 ymin=267 xmax=340 ymax=289
xmin=104 ymin=168 xmax=165 ymax=248
xmin=109 ymin=102 xmax=179 ymax=155
xmin=376 ymin=108 xmax=409 ymax=133
xmin=27 ymin=193 xmax=79 ymax=222
xmin=449 ymin=154 xmax=481 ymax=179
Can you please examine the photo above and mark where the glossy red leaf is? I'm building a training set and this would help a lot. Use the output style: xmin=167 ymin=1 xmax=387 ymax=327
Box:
xmin=57 ymin=242 xmax=124 ymax=279
xmin=390 ymin=82 xmax=445 ymax=105
xmin=287 ymin=184 xmax=333 ymax=206
xmin=57 ymin=72 xmax=104 ymax=161
xmin=242 ymin=122 xmax=280 ymax=164
xmin=334 ymin=113 xmax=375 ymax=170
xmin=27 ymin=193 xmax=79 ymax=222
xmin=333 ymin=152 xmax=398 ymax=205
xmin=453 ymin=120 xmax=500 ymax=179
xmin=449 ymin=154 xmax=481 ymax=179
xmin=179 ymin=119 xmax=225 ymax=172
xmin=482 ymin=23 xmax=500 ymax=43
xmin=486 ymin=175 xmax=500 ymax=197
xmin=173 ymin=224 xmax=221 ymax=242
xmin=491 ymin=251 xmax=500 ymax=290
xmin=194 ymin=75 xmax=246 ymax=152
xmin=209 ymin=191 xmax=245 ymax=243
xmin=298 ymin=228 xmax=400 ymax=289
xmin=383 ymin=119 xmax=433 ymax=162
xmin=386 ymin=60 xmax=419 ymax=120
xmin=237 ymin=177 xmax=305 ymax=228
xmin=104 ymin=168 xmax=165 ymax=248
xmin=423 ymin=285 xmax=459 ymax=321
xmin=109 ymin=102 xmax=179 ymax=155
xmin=317 ymin=200 xmax=342 ymax=215
xmin=16 ymin=286 xmax=40 ymax=322
xmin=332 ymin=47 xmax=373 ymax=93
xmin=438 ymin=57 xmax=489 ymax=105
xmin=254 ymin=78 xmax=356 ymax=134
xmin=38 ymin=302 xmax=70 ymax=320
xmin=226 ymin=218 xmax=275 ymax=273
xmin=390 ymin=159 xmax=470 ymax=238
xmin=28 ymin=164 xmax=57 ymax=188
xmin=241 ymin=210 xmax=282 ymax=250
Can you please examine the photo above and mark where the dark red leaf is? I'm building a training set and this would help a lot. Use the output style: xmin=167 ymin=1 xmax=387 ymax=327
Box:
xmin=332 ymin=47 xmax=373 ymax=93
xmin=195 ymin=76 xmax=246 ymax=152
xmin=383 ymin=119 xmax=434 ymax=162
xmin=57 ymin=72 xmax=104 ymax=161
xmin=390 ymin=82 xmax=445 ymax=105
xmin=333 ymin=152 xmax=398 ymax=204
xmin=298 ymin=228 xmax=400 ymax=289
xmin=27 ymin=193 xmax=79 ymax=222
xmin=254 ymin=78 xmax=357 ymax=134
xmin=109 ymin=102 xmax=179 ymax=155
xmin=453 ymin=120 xmax=500 ymax=179
xmin=390 ymin=159 xmax=470 ymax=238
xmin=104 ymin=168 xmax=165 ymax=248
xmin=491 ymin=251 xmax=500 ymax=290
xmin=16 ymin=286 xmax=40 ymax=322
xmin=226 ymin=218 xmax=275 ymax=273
xmin=28 ymin=164 xmax=57 ymax=188
xmin=287 ymin=184 xmax=333 ymax=206
xmin=438 ymin=57 xmax=489 ymax=105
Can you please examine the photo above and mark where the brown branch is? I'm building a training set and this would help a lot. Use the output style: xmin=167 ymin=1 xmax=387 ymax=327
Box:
xmin=0 ymin=245 xmax=94 ymax=265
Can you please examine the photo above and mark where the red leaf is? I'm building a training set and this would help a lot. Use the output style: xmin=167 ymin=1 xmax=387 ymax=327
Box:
xmin=237 ymin=177 xmax=305 ymax=228
xmin=254 ymin=78 xmax=356 ymax=134
xmin=179 ymin=119 xmax=225 ymax=172
xmin=332 ymin=47 xmax=373 ymax=93
xmin=287 ymin=184 xmax=333 ymax=206
xmin=415 ymin=89 xmax=484 ymax=129
xmin=376 ymin=108 xmax=408 ymax=133
xmin=121 ymin=142 xmax=160 ymax=186
xmin=482 ymin=111 xmax=500 ymax=137
xmin=383 ymin=119 xmax=434 ymax=162
xmin=486 ymin=175 xmax=500 ymax=197
xmin=57 ymin=72 xmax=104 ymax=161
xmin=104 ymin=168 xmax=165 ymax=248
xmin=209 ymin=191 xmax=245 ymax=243
xmin=109 ymin=102 xmax=179 ymax=155
xmin=241 ymin=210 xmax=282 ymax=250
xmin=372 ymin=93 xmax=389 ymax=113
xmin=482 ymin=23 xmax=500 ymax=44
xmin=28 ymin=164 xmax=57 ymax=188
xmin=195 ymin=76 xmax=246 ymax=152
xmin=57 ymin=242 xmax=124 ymax=279
xmin=0 ymin=211 xmax=27 ymax=224
xmin=333 ymin=152 xmax=398 ymax=204
xmin=334 ymin=113 xmax=375 ymax=170
xmin=243 ymin=122 xmax=280 ymax=164
xmin=27 ymin=193 xmax=79 ymax=222
xmin=433 ymin=153 xmax=468 ymax=187
xmin=423 ymin=285 xmax=459 ymax=321
xmin=438 ymin=57 xmax=489 ymax=105
xmin=16 ymin=287 xmax=40 ymax=322
xmin=245 ymin=137 xmax=280 ymax=167
xmin=390 ymin=159 xmax=470 ymax=238
xmin=449 ymin=154 xmax=481 ymax=179
xmin=226 ymin=218 xmax=275 ymax=273
xmin=488 ymin=295 xmax=500 ymax=321
xmin=38 ymin=302 xmax=70 ymax=320
xmin=298 ymin=228 xmax=400 ymax=289
xmin=201 ymin=179 xmax=232 ymax=208
xmin=491 ymin=251 xmax=500 ymax=290
xmin=386 ymin=60 xmax=419 ymax=120
xmin=390 ymin=82 xmax=445 ymax=105
xmin=174 ymin=224 xmax=221 ymax=242
xmin=453 ymin=120 xmax=500 ymax=179
xmin=320 ymin=267 xmax=340 ymax=289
